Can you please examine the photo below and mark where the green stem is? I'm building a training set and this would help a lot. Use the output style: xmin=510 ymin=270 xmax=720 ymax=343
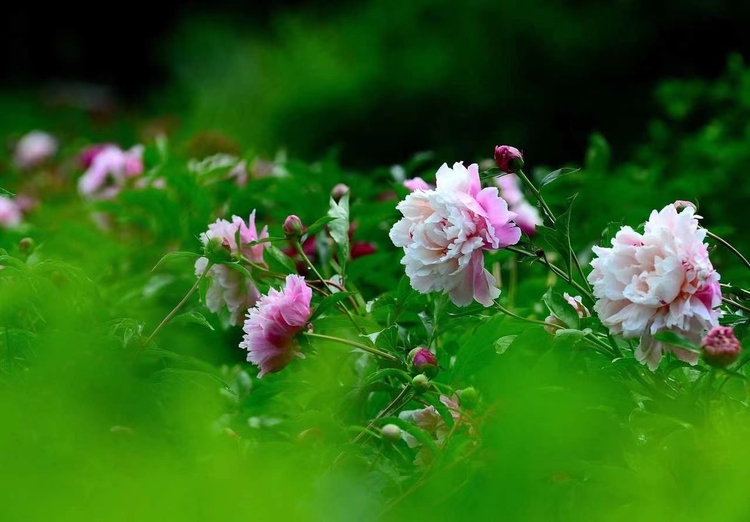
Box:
xmin=723 ymin=297 xmax=750 ymax=315
xmin=353 ymin=385 xmax=413 ymax=444
xmin=303 ymin=332 xmax=398 ymax=362
xmin=141 ymin=261 xmax=213 ymax=350
xmin=507 ymin=245 xmax=592 ymax=299
xmin=294 ymin=243 xmax=333 ymax=294
xmin=516 ymin=169 xmax=557 ymax=226
xmin=707 ymin=230 xmax=750 ymax=272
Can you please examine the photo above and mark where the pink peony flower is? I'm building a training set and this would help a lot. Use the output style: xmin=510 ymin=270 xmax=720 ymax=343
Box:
xmin=195 ymin=212 xmax=269 ymax=324
xmin=588 ymin=203 xmax=722 ymax=370
xmin=240 ymin=274 xmax=313 ymax=377
xmin=13 ymin=131 xmax=57 ymax=169
xmin=400 ymin=394 xmax=461 ymax=447
xmin=77 ymin=144 xmax=144 ymax=199
xmin=390 ymin=162 xmax=521 ymax=306
xmin=0 ymin=196 xmax=22 ymax=228
xmin=496 ymin=174 xmax=543 ymax=235
xmin=403 ymin=177 xmax=433 ymax=191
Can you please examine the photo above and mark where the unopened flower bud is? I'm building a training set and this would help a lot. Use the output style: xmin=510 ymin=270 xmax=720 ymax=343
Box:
xmin=380 ymin=423 xmax=402 ymax=442
xmin=331 ymin=183 xmax=350 ymax=202
xmin=458 ymin=387 xmax=478 ymax=409
xmin=283 ymin=215 xmax=304 ymax=239
xmin=203 ymin=235 xmax=232 ymax=263
xmin=408 ymin=347 xmax=438 ymax=377
xmin=673 ymin=200 xmax=696 ymax=212
xmin=494 ymin=145 xmax=524 ymax=173
xmin=702 ymin=326 xmax=742 ymax=367
xmin=412 ymin=373 xmax=431 ymax=390
xmin=19 ymin=237 xmax=35 ymax=254
xmin=543 ymin=314 xmax=565 ymax=335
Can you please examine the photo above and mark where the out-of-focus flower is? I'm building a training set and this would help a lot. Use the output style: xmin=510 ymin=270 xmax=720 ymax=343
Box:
xmin=240 ymin=274 xmax=313 ymax=377
xmin=13 ymin=131 xmax=57 ymax=169
xmin=403 ymin=177 xmax=433 ymax=191
xmin=493 ymin=145 xmax=524 ymax=173
xmin=702 ymin=326 xmax=741 ymax=367
xmin=195 ymin=212 xmax=269 ymax=325
xmin=77 ymin=144 xmax=144 ymax=199
xmin=390 ymin=162 xmax=521 ymax=307
xmin=0 ymin=196 xmax=22 ymax=228
xmin=496 ymin=174 xmax=543 ymax=235
xmin=401 ymin=394 xmax=461 ymax=447
xmin=544 ymin=293 xmax=590 ymax=334
xmin=331 ymin=183 xmax=350 ymax=202
xmin=588 ymin=203 xmax=722 ymax=370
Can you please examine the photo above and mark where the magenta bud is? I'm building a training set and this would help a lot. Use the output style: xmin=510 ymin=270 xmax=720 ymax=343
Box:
xmin=380 ymin=423 xmax=402 ymax=442
xmin=702 ymin=326 xmax=742 ymax=367
xmin=331 ymin=183 xmax=350 ymax=202
xmin=283 ymin=215 xmax=304 ymax=239
xmin=494 ymin=145 xmax=524 ymax=173
xmin=408 ymin=347 xmax=438 ymax=377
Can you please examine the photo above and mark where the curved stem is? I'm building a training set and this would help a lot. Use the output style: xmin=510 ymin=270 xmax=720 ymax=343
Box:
xmin=507 ymin=245 xmax=591 ymax=299
xmin=707 ymin=230 xmax=750 ymax=271
xmin=723 ymin=297 xmax=750 ymax=315
xmin=516 ymin=169 xmax=556 ymax=226
xmin=294 ymin=243 xmax=332 ymax=295
xmin=303 ymin=332 xmax=398 ymax=362
xmin=141 ymin=261 xmax=213 ymax=350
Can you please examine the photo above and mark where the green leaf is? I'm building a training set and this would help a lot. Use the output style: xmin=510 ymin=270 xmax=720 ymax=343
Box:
xmin=542 ymin=288 xmax=580 ymax=330
xmin=478 ymin=167 xmax=503 ymax=181
xmin=495 ymin=335 xmax=517 ymax=355
xmin=263 ymin=244 xmax=297 ymax=274
xmin=152 ymin=251 xmax=201 ymax=271
xmin=652 ymin=331 xmax=702 ymax=353
xmin=539 ymin=167 xmax=580 ymax=189
xmin=171 ymin=311 xmax=215 ymax=330
xmin=327 ymin=193 xmax=350 ymax=273
xmin=303 ymin=215 xmax=337 ymax=240
xmin=309 ymin=291 xmax=356 ymax=321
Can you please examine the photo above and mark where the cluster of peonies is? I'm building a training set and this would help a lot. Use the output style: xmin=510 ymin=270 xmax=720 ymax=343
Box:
xmin=78 ymin=144 xmax=145 ymax=199
xmin=239 ymin=274 xmax=312 ymax=377
xmin=194 ymin=212 xmax=269 ymax=326
xmin=390 ymin=162 xmax=521 ymax=307
xmin=496 ymin=174 xmax=543 ymax=236
xmin=588 ymin=202 xmax=722 ymax=370
xmin=13 ymin=131 xmax=57 ymax=170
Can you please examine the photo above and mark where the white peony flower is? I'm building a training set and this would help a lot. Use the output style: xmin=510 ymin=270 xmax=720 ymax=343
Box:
xmin=390 ymin=162 xmax=521 ymax=307
xmin=588 ymin=203 xmax=722 ymax=370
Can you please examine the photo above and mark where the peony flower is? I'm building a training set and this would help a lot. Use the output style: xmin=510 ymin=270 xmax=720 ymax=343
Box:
xmin=588 ymin=203 xmax=722 ymax=370
xmin=0 ymin=196 xmax=22 ymax=228
xmin=14 ymin=131 xmax=57 ymax=169
xmin=240 ymin=274 xmax=313 ymax=377
xmin=77 ymin=144 xmax=144 ymax=199
xmin=390 ymin=162 xmax=521 ymax=306
xmin=702 ymin=326 xmax=741 ymax=367
xmin=408 ymin=347 xmax=438 ymax=376
xmin=496 ymin=174 xmax=543 ymax=235
xmin=493 ymin=145 xmax=524 ymax=173
xmin=403 ymin=177 xmax=433 ymax=191
xmin=195 ymin=212 xmax=269 ymax=324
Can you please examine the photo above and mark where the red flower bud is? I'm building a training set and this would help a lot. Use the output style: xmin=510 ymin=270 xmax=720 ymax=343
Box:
xmin=494 ymin=145 xmax=524 ymax=173
xmin=283 ymin=215 xmax=304 ymax=239
xmin=702 ymin=326 xmax=742 ymax=367
xmin=408 ymin=347 xmax=438 ymax=377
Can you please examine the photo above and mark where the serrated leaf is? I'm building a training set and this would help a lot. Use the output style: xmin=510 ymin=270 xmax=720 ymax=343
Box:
xmin=652 ymin=331 xmax=701 ymax=353
xmin=539 ymin=167 xmax=580 ymax=189
xmin=152 ymin=251 xmax=201 ymax=271
xmin=171 ymin=311 xmax=215 ymax=330
xmin=495 ymin=335 xmax=517 ymax=355
xmin=263 ymin=244 xmax=297 ymax=274
xmin=309 ymin=291 xmax=356 ymax=321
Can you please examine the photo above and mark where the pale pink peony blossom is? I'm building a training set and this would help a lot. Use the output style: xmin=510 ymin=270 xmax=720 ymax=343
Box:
xmin=240 ymin=274 xmax=313 ymax=377
xmin=77 ymin=144 xmax=144 ymax=199
xmin=400 ymin=394 xmax=461 ymax=448
xmin=13 ymin=131 xmax=57 ymax=169
xmin=496 ymin=174 xmax=543 ymax=235
xmin=195 ymin=212 xmax=269 ymax=325
xmin=0 ymin=196 xmax=22 ymax=228
xmin=390 ymin=162 xmax=521 ymax=307
xmin=588 ymin=203 xmax=722 ymax=370
xmin=403 ymin=177 xmax=433 ymax=191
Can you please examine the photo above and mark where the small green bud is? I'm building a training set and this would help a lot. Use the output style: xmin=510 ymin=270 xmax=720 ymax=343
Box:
xmin=203 ymin=235 xmax=232 ymax=263
xmin=411 ymin=373 xmax=430 ymax=391
xmin=380 ymin=423 xmax=402 ymax=442
xmin=458 ymin=387 xmax=478 ymax=409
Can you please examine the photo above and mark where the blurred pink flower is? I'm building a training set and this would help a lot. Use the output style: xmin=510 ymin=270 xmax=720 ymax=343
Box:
xmin=588 ymin=203 xmax=722 ymax=370
xmin=702 ymin=325 xmax=741 ymax=367
xmin=13 ymin=131 xmax=57 ymax=169
xmin=77 ymin=144 xmax=144 ymax=199
xmin=195 ymin=212 xmax=269 ymax=324
xmin=401 ymin=394 xmax=461 ymax=447
xmin=0 ymin=196 xmax=22 ymax=228
xmin=403 ymin=177 xmax=433 ymax=191
xmin=496 ymin=174 xmax=543 ymax=235
xmin=390 ymin=162 xmax=521 ymax=306
xmin=240 ymin=274 xmax=313 ymax=377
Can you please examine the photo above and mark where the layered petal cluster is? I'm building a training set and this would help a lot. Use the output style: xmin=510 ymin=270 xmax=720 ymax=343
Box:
xmin=390 ymin=162 xmax=521 ymax=306
xmin=496 ymin=174 xmax=543 ymax=235
xmin=588 ymin=203 xmax=722 ymax=370
xmin=195 ymin=212 xmax=269 ymax=325
xmin=14 ymin=131 xmax=57 ymax=169
xmin=78 ymin=144 xmax=144 ymax=199
xmin=240 ymin=274 xmax=312 ymax=377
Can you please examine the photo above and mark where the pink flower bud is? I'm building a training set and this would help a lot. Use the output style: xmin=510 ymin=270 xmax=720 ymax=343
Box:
xmin=14 ymin=131 xmax=57 ymax=169
xmin=380 ymin=423 xmax=402 ymax=442
xmin=543 ymin=314 xmax=565 ymax=335
xmin=702 ymin=326 xmax=742 ymax=367
xmin=408 ymin=347 xmax=438 ymax=377
xmin=564 ymin=293 xmax=590 ymax=318
xmin=494 ymin=145 xmax=524 ymax=173
xmin=283 ymin=215 xmax=304 ymax=239
xmin=331 ymin=183 xmax=350 ymax=202
xmin=673 ymin=200 xmax=696 ymax=211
